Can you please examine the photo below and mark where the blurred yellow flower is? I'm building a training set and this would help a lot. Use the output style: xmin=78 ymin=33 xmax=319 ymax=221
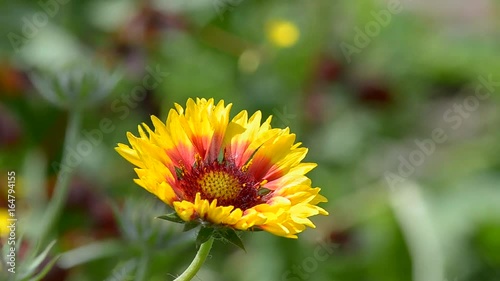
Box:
xmin=0 ymin=209 xmax=9 ymax=239
xmin=266 ymin=20 xmax=300 ymax=48
xmin=116 ymin=98 xmax=327 ymax=238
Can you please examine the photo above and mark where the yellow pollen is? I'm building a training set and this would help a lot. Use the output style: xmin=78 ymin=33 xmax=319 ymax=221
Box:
xmin=198 ymin=171 xmax=242 ymax=201
xmin=195 ymin=153 xmax=202 ymax=163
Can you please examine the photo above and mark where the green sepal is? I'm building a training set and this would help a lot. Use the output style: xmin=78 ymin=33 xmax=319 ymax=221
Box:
xmin=156 ymin=212 xmax=185 ymax=224
xmin=218 ymin=228 xmax=246 ymax=252
xmin=183 ymin=220 xmax=201 ymax=232
xmin=196 ymin=227 xmax=215 ymax=249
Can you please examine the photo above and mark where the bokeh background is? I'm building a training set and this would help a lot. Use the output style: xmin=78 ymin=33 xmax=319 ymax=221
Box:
xmin=1 ymin=0 xmax=500 ymax=280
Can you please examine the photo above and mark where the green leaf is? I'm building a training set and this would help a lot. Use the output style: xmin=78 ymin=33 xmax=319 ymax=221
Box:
xmin=18 ymin=240 xmax=57 ymax=280
xmin=105 ymin=259 xmax=136 ymax=281
xmin=196 ymin=227 xmax=215 ymax=249
xmin=26 ymin=255 xmax=61 ymax=281
xmin=183 ymin=220 xmax=201 ymax=232
xmin=156 ymin=213 xmax=185 ymax=224
xmin=219 ymin=228 xmax=246 ymax=251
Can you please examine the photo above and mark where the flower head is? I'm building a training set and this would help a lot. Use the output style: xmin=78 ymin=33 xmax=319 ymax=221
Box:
xmin=116 ymin=98 xmax=328 ymax=238
xmin=266 ymin=19 xmax=300 ymax=48
xmin=0 ymin=209 xmax=9 ymax=240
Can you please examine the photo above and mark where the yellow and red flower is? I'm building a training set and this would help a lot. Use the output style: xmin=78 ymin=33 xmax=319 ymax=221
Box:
xmin=116 ymin=98 xmax=328 ymax=238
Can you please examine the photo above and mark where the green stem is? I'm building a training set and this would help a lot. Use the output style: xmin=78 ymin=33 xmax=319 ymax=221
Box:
xmin=38 ymin=110 xmax=82 ymax=245
xmin=174 ymin=237 xmax=214 ymax=281
xmin=135 ymin=253 xmax=149 ymax=281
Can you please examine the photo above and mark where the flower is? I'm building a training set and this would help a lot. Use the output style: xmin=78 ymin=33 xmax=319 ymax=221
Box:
xmin=0 ymin=209 xmax=10 ymax=239
xmin=116 ymin=98 xmax=328 ymax=238
xmin=266 ymin=19 xmax=300 ymax=48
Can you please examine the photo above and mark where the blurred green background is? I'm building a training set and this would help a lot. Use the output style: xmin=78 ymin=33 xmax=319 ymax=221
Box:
xmin=1 ymin=0 xmax=500 ymax=280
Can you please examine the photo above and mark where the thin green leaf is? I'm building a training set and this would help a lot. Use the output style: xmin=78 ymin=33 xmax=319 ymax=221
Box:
xmin=104 ymin=259 xmax=136 ymax=281
xmin=156 ymin=213 xmax=184 ymax=224
xmin=26 ymin=255 xmax=61 ymax=281
xmin=19 ymin=240 xmax=56 ymax=280
xmin=110 ymin=200 xmax=137 ymax=241
xmin=58 ymin=239 xmax=123 ymax=269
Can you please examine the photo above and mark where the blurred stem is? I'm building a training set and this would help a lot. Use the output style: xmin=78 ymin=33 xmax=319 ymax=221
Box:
xmin=389 ymin=182 xmax=444 ymax=281
xmin=38 ymin=110 xmax=82 ymax=245
xmin=135 ymin=254 xmax=149 ymax=281
xmin=174 ymin=237 xmax=214 ymax=281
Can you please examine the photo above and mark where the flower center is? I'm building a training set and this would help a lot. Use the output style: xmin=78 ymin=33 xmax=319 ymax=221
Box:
xmin=177 ymin=160 xmax=263 ymax=210
xmin=197 ymin=170 xmax=241 ymax=201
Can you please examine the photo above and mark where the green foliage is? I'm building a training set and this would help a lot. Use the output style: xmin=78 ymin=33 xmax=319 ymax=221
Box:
xmin=1 ymin=239 xmax=59 ymax=281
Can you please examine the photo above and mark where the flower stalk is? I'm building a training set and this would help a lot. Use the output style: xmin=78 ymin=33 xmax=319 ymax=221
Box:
xmin=38 ymin=110 xmax=82 ymax=245
xmin=174 ymin=237 xmax=215 ymax=281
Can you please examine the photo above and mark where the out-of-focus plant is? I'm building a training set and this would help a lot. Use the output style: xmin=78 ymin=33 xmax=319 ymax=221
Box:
xmin=29 ymin=62 xmax=120 ymax=246
xmin=0 ymin=62 xmax=121 ymax=279
xmin=0 ymin=238 xmax=58 ymax=281
xmin=30 ymin=63 xmax=121 ymax=110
